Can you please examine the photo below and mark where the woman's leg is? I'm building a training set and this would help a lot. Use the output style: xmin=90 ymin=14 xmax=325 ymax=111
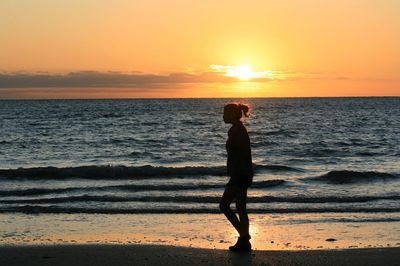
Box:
xmin=235 ymin=187 xmax=249 ymax=238
xmin=219 ymin=185 xmax=241 ymax=235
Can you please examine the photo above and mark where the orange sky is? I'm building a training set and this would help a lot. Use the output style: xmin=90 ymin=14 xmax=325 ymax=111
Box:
xmin=0 ymin=0 xmax=399 ymax=98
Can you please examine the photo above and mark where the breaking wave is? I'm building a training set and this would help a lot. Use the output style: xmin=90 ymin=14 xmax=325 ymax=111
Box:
xmin=0 ymin=164 xmax=301 ymax=180
xmin=1 ymin=194 xmax=398 ymax=204
xmin=308 ymin=170 xmax=399 ymax=184
xmin=0 ymin=179 xmax=286 ymax=197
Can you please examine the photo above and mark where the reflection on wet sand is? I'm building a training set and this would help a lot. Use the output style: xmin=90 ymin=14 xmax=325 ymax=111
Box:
xmin=1 ymin=213 xmax=399 ymax=250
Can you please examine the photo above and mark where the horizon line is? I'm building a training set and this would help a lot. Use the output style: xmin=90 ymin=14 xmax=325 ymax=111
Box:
xmin=0 ymin=95 xmax=399 ymax=101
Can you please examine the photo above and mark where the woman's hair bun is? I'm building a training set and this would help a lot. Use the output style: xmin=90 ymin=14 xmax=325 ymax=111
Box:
xmin=224 ymin=102 xmax=251 ymax=120
xmin=238 ymin=104 xmax=250 ymax=117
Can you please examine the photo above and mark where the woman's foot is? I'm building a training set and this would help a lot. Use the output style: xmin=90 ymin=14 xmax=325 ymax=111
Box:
xmin=229 ymin=235 xmax=252 ymax=252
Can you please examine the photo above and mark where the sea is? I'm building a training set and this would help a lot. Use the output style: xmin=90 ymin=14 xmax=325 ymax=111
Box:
xmin=0 ymin=97 xmax=399 ymax=223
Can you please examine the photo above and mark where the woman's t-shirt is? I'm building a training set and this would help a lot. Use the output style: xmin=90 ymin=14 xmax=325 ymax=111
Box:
xmin=226 ymin=122 xmax=253 ymax=186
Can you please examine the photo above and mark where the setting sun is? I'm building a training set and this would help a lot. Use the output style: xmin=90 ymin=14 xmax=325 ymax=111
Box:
xmin=210 ymin=64 xmax=273 ymax=81
xmin=226 ymin=65 xmax=255 ymax=80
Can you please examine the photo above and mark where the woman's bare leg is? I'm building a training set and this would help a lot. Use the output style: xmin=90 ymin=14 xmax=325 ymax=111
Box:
xmin=235 ymin=187 xmax=249 ymax=237
xmin=219 ymin=185 xmax=241 ymax=235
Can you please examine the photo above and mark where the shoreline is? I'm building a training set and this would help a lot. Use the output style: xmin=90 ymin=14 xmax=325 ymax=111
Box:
xmin=0 ymin=244 xmax=399 ymax=266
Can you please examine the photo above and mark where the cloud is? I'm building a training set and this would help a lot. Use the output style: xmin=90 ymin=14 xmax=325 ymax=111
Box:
xmin=0 ymin=67 xmax=302 ymax=88
xmin=0 ymin=70 xmax=240 ymax=88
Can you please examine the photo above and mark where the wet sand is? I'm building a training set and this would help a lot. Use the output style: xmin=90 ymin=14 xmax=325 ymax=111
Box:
xmin=0 ymin=245 xmax=399 ymax=266
xmin=1 ymin=213 xmax=399 ymax=250
xmin=1 ymin=213 xmax=399 ymax=265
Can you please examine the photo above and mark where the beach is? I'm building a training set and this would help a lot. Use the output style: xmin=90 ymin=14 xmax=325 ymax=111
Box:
xmin=1 ymin=213 xmax=400 ymax=265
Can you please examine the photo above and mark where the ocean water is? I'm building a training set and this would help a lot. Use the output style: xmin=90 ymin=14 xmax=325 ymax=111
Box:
xmin=0 ymin=98 xmax=399 ymax=221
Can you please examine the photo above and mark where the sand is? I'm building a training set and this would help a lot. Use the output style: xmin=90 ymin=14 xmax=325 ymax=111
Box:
xmin=2 ymin=213 xmax=399 ymax=250
xmin=1 ymin=213 xmax=399 ymax=265
xmin=0 ymin=245 xmax=399 ymax=266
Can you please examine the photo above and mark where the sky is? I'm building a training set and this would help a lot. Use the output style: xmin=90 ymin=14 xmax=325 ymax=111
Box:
xmin=0 ymin=0 xmax=399 ymax=99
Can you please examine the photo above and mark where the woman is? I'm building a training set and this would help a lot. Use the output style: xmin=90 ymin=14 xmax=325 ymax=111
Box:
xmin=220 ymin=103 xmax=253 ymax=251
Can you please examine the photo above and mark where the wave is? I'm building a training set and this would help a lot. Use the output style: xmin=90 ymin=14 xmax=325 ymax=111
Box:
xmin=0 ymin=179 xmax=286 ymax=196
xmin=2 ymin=194 xmax=398 ymax=204
xmin=0 ymin=165 xmax=225 ymax=179
xmin=1 ymin=206 xmax=399 ymax=214
xmin=308 ymin=170 xmax=399 ymax=184
xmin=256 ymin=164 xmax=303 ymax=172
xmin=356 ymin=151 xmax=383 ymax=157
xmin=0 ymin=164 xmax=300 ymax=180
xmin=250 ymin=129 xmax=297 ymax=137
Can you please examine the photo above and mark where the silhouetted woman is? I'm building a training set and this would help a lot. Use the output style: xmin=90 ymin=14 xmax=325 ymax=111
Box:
xmin=220 ymin=103 xmax=253 ymax=251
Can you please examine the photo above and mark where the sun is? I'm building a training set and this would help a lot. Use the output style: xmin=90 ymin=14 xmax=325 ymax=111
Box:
xmin=210 ymin=64 xmax=273 ymax=81
xmin=227 ymin=65 xmax=255 ymax=80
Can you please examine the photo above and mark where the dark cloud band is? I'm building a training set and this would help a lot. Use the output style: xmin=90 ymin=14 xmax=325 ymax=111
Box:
xmin=0 ymin=71 xmax=245 ymax=88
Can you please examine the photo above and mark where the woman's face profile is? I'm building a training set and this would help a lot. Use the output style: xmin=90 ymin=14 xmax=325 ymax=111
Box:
xmin=223 ymin=108 xmax=234 ymax=124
